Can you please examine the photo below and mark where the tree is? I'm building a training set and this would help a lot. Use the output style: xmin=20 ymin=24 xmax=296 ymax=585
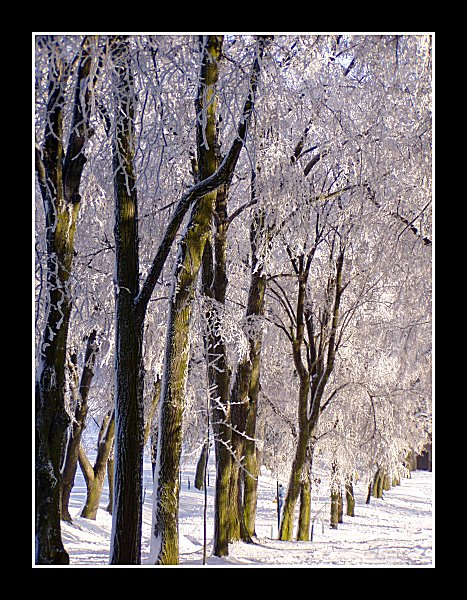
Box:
xmin=276 ymin=233 xmax=346 ymax=540
xmin=34 ymin=33 xmax=431 ymax=564
xmin=79 ymin=409 xmax=115 ymax=519
xmin=61 ymin=328 xmax=100 ymax=522
xmin=35 ymin=35 xmax=98 ymax=564
xmin=150 ymin=35 xmax=271 ymax=564
xmin=108 ymin=35 xmax=145 ymax=564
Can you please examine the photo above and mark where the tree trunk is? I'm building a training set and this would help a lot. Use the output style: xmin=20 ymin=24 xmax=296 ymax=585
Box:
xmin=330 ymin=459 xmax=341 ymax=529
xmin=106 ymin=449 xmax=114 ymax=514
xmin=195 ymin=440 xmax=209 ymax=491
xmin=338 ymin=489 xmax=344 ymax=523
xmin=297 ymin=444 xmax=313 ymax=540
xmin=228 ymin=356 xmax=251 ymax=544
xmin=297 ymin=477 xmax=312 ymax=541
xmin=109 ymin=36 xmax=145 ymax=565
xmin=279 ymin=425 xmax=309 ymax=540
xmin=366 ymin=481 xmax=372 ymax=504
xmin=152 ymin=34 xmax=223 ymax=559
xmin=152 ymin=190 xmax=217 ymax=564
xmin=196 ymin=35 xmax=236 ymax=557
xmin=201 ymin=207 xmax=238 ymax=553
xmin=372 ymin=469 xmax=384 ymax=499
xmin=241 ymin=206 xmax=268 ymax=538
xmin=279 ymin=244 xmax=346 ymax=541
xmin=151 ymin=34 xmax=268 ymax=565
xmin=35 ymin=36 xmax=96 ymax=564
xmin=61 ymin=328 xmax=100 ymax=522
xmin=383 ymin=472 xmax=391 ymax=491
xmin=79 ymin=411 xmax=116 ymax=519
xmin=345 ymin=481 xmax=355 ymax=517
xmin=330 ymin=488 xmax=340 ymax=529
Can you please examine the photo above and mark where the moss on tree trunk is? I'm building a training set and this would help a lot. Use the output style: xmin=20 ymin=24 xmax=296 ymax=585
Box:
xmin=345 ymin=481 xmax=355 ymax=517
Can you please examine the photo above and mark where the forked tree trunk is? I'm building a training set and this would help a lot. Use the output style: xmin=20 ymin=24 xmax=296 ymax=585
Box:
xmin=61 ymin=328 xmax=100 ymax=522
xmin=79 ymin=411 xmax=115 ymax=519
xmin=279 ymin=244 xmax=345 ymax=541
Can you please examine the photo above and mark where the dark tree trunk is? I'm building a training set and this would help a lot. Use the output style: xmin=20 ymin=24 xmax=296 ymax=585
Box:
xmin=297 ymin=444 xmax=314 ymax=540
xmin=109 ymin=36 xmax=145 ymax=565
xmin=35 ymin=36 xmax=96 ymax=564
xmin=195 ymin=441 xmax=209 ymax=491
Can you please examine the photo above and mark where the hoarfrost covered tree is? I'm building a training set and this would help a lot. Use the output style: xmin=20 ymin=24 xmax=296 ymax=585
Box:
xmin=96 ymin=33 xmax=268 ymax=564
xmin=34 ymin=34 xmax=99 ymax=564
xmin=248 ymin=34 xmax=431 ymax=540
xmin=34 ymin=32 xmax=431 ymax=564
xmin=150 ymin=34 xmax=271 ymax=564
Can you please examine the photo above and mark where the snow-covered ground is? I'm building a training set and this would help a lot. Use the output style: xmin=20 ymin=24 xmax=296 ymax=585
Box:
xmin=57 ymin=450 xmax=433 ymax=567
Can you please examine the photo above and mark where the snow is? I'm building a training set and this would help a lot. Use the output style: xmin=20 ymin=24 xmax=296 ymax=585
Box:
xmin=57 ymin=449 xmax=433 ymax=567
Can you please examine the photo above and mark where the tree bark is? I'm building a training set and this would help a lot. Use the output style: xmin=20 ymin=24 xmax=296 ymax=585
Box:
xmin=35 ymin=36 xmax=97 ymax=564
xmin=330 ymin=488 xmax=340 ymax=529
xmin=194 ymin=440 xmax=209 ymax=491
xmin=297 ymin=444 xmax=313 ymax=540
xmin=151 ymin=35 xmax=270 ymax=564
xmin=372 ymin=469 xmax=384 ymax=499
xmin=153 ymin=189 xmax=218 ymax=564
xmin=109 ymin=36 xmax=145 ymax=565
xmin=279 ymin=425 xmax=309 ymax=540
xmin=80 ymin=411 xmax=115 ymax=519
xmin=152 ymin=36 xmax=224 ymax=564
xmin=61 ymin=328 xmax=100 ymax=522
xmin=241 ymin=207 xmax=268 ymax=539
xmin=297 ymin=477 xmax=312 ymax=540
xmin=229 ymin=357 xmax=251 ymax=544
xmin=345 ymin=480 xmax=355 ymax=517
xmin=201 ymin=192 xmax=237 ymax=554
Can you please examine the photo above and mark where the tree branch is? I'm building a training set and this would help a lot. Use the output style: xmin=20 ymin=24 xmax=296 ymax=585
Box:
xmin=134 ymin=35 xmax=272 ymax=322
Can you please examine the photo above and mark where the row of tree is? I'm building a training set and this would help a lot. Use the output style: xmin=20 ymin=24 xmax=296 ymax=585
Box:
xmin=34 ymin=33 xmax=432 ymax=565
